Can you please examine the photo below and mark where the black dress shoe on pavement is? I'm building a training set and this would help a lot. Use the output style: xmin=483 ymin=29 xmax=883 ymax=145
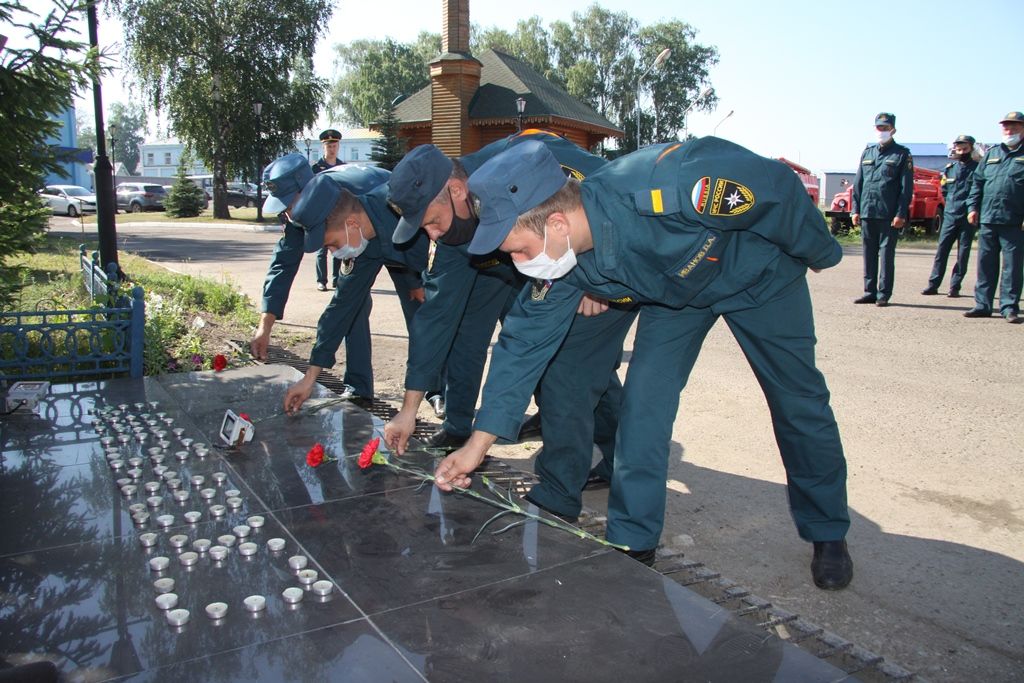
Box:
xmin=921 ymin=287 xmax=939 ymax=295
xmin=1005 ymin=311 xmax=1022 ymax=324
xmin=963 ymin=308 xmax=992 ymax=318
xmin=853 ymin=294 xmax=877 ymax=304
xmin=517 ymin=412 xmax=542 ymax=441
xmin=616 ymin=547 xmax=657 ymax=567
xmin=811 ymin=540 xmax=853 ymax=590
xmin=523 ymin=493 xmax=578 ymax=524
xmin=423 ymin=429 xmax=468 ymax=451
xmin=947 ymin=288 xmax=960 ymax=298
xmin=875 ymin=298 xmax=890 ymax=307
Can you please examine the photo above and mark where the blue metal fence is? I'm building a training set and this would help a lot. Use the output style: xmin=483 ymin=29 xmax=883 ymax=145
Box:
xmin=0 ymin=247 xmax=145 ymax=383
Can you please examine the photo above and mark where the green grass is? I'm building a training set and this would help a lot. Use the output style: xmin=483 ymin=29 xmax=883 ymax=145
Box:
xmin=79 ymin=207 xmax=272 ymax=224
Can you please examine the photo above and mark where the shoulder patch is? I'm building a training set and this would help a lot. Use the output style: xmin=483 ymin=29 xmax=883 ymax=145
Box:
xmin=690 ymin=177 xmax=711 ymax=214
xmin=709 ymin=178 xmax=754 ymax=217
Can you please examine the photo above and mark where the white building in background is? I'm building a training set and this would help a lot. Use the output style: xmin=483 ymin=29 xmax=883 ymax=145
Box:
xmin=139 ymin=128 xmax=381 ymax=178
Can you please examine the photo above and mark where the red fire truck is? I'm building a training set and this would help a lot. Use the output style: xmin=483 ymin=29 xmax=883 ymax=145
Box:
xmin=776 ymin=157 xmax=820 ymax=206
xmin=825 ymin=166 xmax=944 ymax=235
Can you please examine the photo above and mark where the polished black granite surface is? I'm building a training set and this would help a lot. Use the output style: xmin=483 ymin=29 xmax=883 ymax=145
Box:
xmin=0 ymin=367 xmax=854 ymax=681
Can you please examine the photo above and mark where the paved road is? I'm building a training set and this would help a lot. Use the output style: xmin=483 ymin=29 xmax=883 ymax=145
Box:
xmin=51 ymin=216 xmax=1024 ymax=681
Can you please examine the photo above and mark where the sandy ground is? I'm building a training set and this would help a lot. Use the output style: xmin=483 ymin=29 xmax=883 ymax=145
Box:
xmin=56 ymin=218 xmax=1024 ymax=681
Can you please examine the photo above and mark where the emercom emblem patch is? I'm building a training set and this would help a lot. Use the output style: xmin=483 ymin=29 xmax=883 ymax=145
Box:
xmin=691 ymin=176 xmax=711 ymax=214
xmin=710 ymin=178 xmax=755 ymax=217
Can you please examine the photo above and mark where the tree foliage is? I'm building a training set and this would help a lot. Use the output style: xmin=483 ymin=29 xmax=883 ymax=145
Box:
xmin=107 ymin=101 xmax=147 ymax=175
xmin=112 ymin=0 xmax=332 ymax=218
xmin=0 ymin=0 xmax=97 ymax=308
xmin=327 ymin=3 xmax=717 ymax=151
xmin=163 ymin=155 xmax=205 ymax=218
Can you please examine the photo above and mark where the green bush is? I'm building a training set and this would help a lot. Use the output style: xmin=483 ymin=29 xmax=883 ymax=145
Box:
xmin=163 ymin=157 xmax=206 ymax=217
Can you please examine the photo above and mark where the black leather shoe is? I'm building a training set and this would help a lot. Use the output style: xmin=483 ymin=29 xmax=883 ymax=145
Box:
xmin=963 ymin=308 xmax=992 ymax=318
xmin=423 ymin=429 xmax=468 ymax=451
xmin=875 ymin=298 xmax=890 ymax=307
xmin=921 ymin=287 xmax=939 ymax=295
xmin=582 ymin=471 xmax=610 ymax=491
xmin=523 ymin=493 xmax=578 ymax=524
xmin=853 ymin=295 xmax=877 ymax=304
xmin=517 ymin=412 xmax=542 ymax=441
xmin=616 ymin=546 xmax=656 ymax=567
xmin=947 ymin=288 xmax=960 ymax=298
xmin=1005 ymin=311 xmax=1022 ymax=324
xmin=811 ymin=540 xmax=853 ymax=590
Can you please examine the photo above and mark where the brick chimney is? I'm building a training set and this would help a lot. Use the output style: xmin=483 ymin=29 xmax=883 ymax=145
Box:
xmin=430 ymin=0 xmax=481 ymax=156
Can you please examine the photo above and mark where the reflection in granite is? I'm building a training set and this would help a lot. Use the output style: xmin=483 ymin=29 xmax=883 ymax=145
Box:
xmin=0 ymin=367 xmax=854 ymax=681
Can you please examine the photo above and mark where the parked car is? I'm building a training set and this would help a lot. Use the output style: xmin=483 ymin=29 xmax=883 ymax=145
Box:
xmin=227 ymin=182 xmax=260 ymax=208
xmin=115 ymin=182 xmax=168 ymax=212
xmin=39 ymin=185 xmax=97 ymax=217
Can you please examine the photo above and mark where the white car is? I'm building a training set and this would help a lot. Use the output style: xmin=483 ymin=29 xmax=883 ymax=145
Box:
xmin=39 ymin=185 xmax=98 ymax=217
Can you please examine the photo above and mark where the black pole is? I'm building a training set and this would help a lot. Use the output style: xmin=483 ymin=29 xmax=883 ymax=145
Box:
xmin=255 ymin=114 xmax=263 ymax=222
xmin=86 ymin=0 xmax=118 ymax=271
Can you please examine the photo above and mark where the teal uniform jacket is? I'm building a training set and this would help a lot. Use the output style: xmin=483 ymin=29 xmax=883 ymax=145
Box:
xmin=941 ymin=158 xmax=978 ymax=220
xmin=851 ymin=141 xmax=914 ymax=220
xmin=309 ymin=183 xmax=429 ymax=369
xmin=475 ymin=137 xmax=841 ymax=439
xmin=968 ymin=143 xmax=1024 ymax=225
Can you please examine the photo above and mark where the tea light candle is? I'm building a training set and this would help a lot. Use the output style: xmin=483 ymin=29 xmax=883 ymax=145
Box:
xmin=149 ymin=556 xmax=170 ymax=571
xmin=192 ymin=538 xmax=211 ymax=553
xmin=224 ymin=489 xmax=241 ymax=499
xmin=132 ymin=511 xmax=150 ymax=525
xmin=208 ymin=545 xmax=228 ymax=561
xmin=232 ymin=525 xmax=250 ymax=538
xmin=266 ymin=538 xmax=286 ymax=553
xmin=183 ymin=511 xmax=202 ymax=524
xmin=168 ymin=534 xmax=189 ymax=548
xmin=205 ymin=602 xmax=228 ymax=620
xmin=243 ymin=595 xmax=266 ymax=612
xmin=226 ymin=497 xmax=243 ymax=509
xmin=155 ymin=593 xmax=178 ymax=611
xmin=174 ymin=450 xmax=189 ymax=461
xmin=146 ymin=495 xmax=163 ymax=508
xmin=144 ymin=482 xmax=161 ymax=495
xmin=199 ymin=488 xmax=216 ymax=500
xmin=296 ymin=569 xmax=318 ymax=585
xmin=129 ymin=503 xmax=147 ymax=514
xmin=190 ymin=474 xmax=205 ymax=487
xmin=208 ymin=504 xmax=226 ymax=517
xmin=165 ymin=608 xmax=189 ymax=626
xmin=155 ymin=514 xmax=175 ymax=528
xmin=178 ymin=551 xmax=198 ymax=566
xmin=167 ymin=479 xmax=183 ymax=492
xmin=281 ymin=587 xmax=304 ymax=604
xmin=120 ymin=484 xmax=138 ymax=497
xmin=287 ymin=555 xmax=307 ymax=571
xmin=153 ymin=577 xmax=175 ymax=594
xmin=246 ymin=515 xmax=265 ymax=529
xmin=138 ymin=532 xmax=158 ymax=547
xmin=237 ymin=542 xmax=258 ymax=557
xmin=211 ymin=471 xmax=227 ymax=485
xmin=173 ymin=490 xmax=189 ymax=503
xmin=311 ymin=580 xmax=333 ymax=596
xmin=217 ymin=534 xmax=236 ymax=547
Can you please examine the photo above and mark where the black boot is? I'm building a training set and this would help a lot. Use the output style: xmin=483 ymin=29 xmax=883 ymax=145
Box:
xmin=811 ymin=540 xmax=853 ymax=590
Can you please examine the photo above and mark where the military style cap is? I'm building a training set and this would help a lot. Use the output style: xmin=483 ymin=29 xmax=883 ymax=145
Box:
xmin=953 ymin=134 xmax=976 ymax=145
xmin=874 ymin=112 xmax=896 ymax=127
xmin=388 ymin=145 xmax=453 ymax=244
xmin=290 ymin=173 xmax=342 ymax=253
xmin=467 ymin=140 xmax=568 ymax=255
xmin=999 ymin=111 xmax=1024 ymax=125
xmin=319 ymin=128 xmax=342 ymax=142
xmin=262 ymin=153 xmax=314 ymax=214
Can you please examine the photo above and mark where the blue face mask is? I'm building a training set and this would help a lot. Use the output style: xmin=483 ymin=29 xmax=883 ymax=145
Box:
xmin=333 ymin=224 xmax=369 ymax=260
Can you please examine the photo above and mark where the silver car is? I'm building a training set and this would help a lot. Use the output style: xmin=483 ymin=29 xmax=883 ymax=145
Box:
xmin=39 ymin=185 xmax=97 ymax=217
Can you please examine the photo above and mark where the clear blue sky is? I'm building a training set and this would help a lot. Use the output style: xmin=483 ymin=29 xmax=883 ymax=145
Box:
xmin=13 ymin=0 xmax=1023 ymax=175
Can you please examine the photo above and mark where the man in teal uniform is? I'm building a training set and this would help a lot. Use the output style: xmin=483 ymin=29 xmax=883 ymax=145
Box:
xmin=434 ymin=137 xmax=853 ymax=590
xmin=383 ymin=132 xmax=637 ymax=520
xmin=965 ymin=111 xmax=1024 ymax=324
xmin=923 ymin=135 xmax=979 ymax=297
xmin=312 ymin=128 xmax=344 ymax=291
xmin=278 ymin=171 xmax=431 ymax=412
xmin=251 ymin=154 xmax=379 ymax=398
xmin=851 ymin=112 xmax=914 ymax=306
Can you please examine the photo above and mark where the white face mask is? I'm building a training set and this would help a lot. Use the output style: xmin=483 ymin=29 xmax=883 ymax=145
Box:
xmin=514 ymin=227 xmax=577 ymax=280
xmin=1003 ymin=133 xmax=1022 ymax=148
xmin=333 ymin=225 xmax=369 ymax=261
xmin=877 ymin=130 xmax=893 ymax=144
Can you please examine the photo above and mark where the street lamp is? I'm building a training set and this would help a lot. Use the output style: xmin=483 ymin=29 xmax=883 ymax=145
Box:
xmin=636 ymin=47 xmax=671 ymax=150
xmin=108 ymin=123 xmax=118 ymax=173
xmin=682 ymin=86 xmax=714 ymax=139
xmin=515 ymin=97 xmax=526 ymax=132
xmin=304 ymin=136 xmax=313 ymax=164
xmin=254 ymin=101 xmax=263 ymax=222
xmin=713 ymin=110 xmax=734 ymax=136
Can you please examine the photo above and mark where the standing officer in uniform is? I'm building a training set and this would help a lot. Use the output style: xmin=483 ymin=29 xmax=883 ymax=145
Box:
xmin=922 ymin=135 xmax=979 ymax=298
xmin=252 ymin=153 xmax=379 ymax=399
xmin=383 ymin=133 xmax=637 ymax=521
xmin=851 ymin=112 xmax=914 ymax=306
xmin=312 ymin=129 xmax=344 ymax=291
xmin=435 ymin=137 xmax=853 ymax=590
xmin=282 ymin=172 xmax=432 ymax=413
xmin=965 ymin=111 xmax=1024 ymax=323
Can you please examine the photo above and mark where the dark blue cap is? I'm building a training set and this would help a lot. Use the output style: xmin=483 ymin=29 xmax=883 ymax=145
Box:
xmin=290 ymin=173 xmax=342 ymax=253
xmin=467 ymin=140 xmax=568 ymax=255
xmin=1000 ymin=111 xmax=1024 ymax=125
xmin=953 ymin=134 xmax=975 ymax=145
xmin=874 ymin=112 xmax=896 ymax=127
xmin=263 ymin=153 xmax=313 ymax=214
xmin=388 ymin=145 xmax=453 ymax=244
xmin=319 ymin=128 xmax=342 ymax=142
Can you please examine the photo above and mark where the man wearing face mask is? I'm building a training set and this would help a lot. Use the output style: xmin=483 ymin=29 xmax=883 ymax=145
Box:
xmin=251 ymin=154 xmax=380 ymax=400
xmin=383 ymin=133 xmax=638 ymax=522
xmin=434 ymin=138 xmax=853 ymax=589
xmin=281 ymin=172 xmax=431 ymax=414
xmin=965 ymin=111 xmax=1024 ymax=323
xmin=922 ymin=135 xmax=980 ymax=298
xmin=851 ymin=112 xmax=914 ymax=306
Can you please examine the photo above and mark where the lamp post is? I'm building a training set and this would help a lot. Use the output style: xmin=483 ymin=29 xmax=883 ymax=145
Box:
xmin=713 ymin=110 xmax=734 ymax=136
xmin=304 ymin=137 xmax=313 ymax=164
xmin=254 ymin=101 xmax=263 ymax=222
xmin=515 ymin=96 xmax=526 ymax=132
xmin=108 ymin=123 xmax=118 ymax=211
xmin=86 ymin=0 xmax=118 ymax=270
xmin=682 ymin=86 xmax=714 ymax=140
xmin=635 ymin=47 xmax=671 ymax=150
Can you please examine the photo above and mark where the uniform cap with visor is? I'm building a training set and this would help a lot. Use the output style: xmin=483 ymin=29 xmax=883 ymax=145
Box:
xmin=262 ymin=153 xmax=314 ymax=214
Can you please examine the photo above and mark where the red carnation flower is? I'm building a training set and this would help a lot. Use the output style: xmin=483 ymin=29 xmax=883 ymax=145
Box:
xmin=306 ymin=443 xmax=325 ymax=467
xmin=212 ymin=354 xmax=228 ymax=372
xmin=358 ymin=437 xmax=380 ymax=469
xmin=238 ymin=413 xmax=251 ymax=422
